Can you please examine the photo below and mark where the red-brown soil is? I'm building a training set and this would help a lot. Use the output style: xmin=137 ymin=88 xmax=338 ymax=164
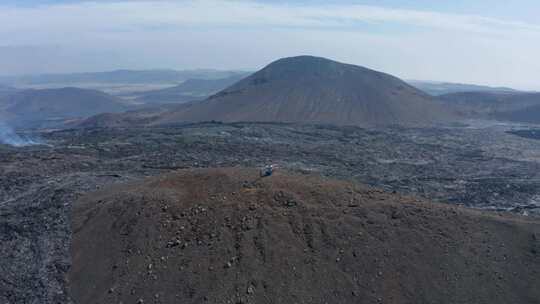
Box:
xmin=69 ymin=168 xmax=540 ymax=304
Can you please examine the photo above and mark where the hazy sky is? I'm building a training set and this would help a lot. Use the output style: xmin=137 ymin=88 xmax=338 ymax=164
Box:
xmin=1 ymin=0 xmax=539 ymax=90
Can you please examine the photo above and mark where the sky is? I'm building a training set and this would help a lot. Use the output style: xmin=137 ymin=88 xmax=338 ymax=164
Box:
xmin=1 ymin=0 xmax=539 ymax=90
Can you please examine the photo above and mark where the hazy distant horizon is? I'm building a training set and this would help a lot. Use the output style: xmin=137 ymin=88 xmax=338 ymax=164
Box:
xmin=1 ymin=0 xmax=540 ymax=90
xmin=0 ymin=68 xmax=253 ymax=78
xmin=0 ymin=64 xmax=528 ymax=93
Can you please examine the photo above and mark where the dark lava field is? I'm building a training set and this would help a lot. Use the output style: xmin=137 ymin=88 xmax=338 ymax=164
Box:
xmin=2 ymin=122 xmax=540 ymax=303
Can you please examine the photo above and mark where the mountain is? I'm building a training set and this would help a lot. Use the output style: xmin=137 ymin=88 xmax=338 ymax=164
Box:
xmin=0 ymin=70 xmax=248 ymax=86
xmin=1 ymin=87 xmax=130 ymax=128
xmin=133 ymin=74 xmax=248 ymax=104
xmin=495 ymin=103 xmax=540 ymax=124
xmin=151 ymin=56 xmax=454 ymax=127
xmin=78 ymin=104 xmax=176 ymax=129
xmin=439 ymin=91 xmax=540 ymax=119
xmin=409 ymin=80 xmax=516 ymax=96
xmin=69 ymin=168 xmax=540 ymax=304
xmin=0 ymin=84 xmax=19 ymax=98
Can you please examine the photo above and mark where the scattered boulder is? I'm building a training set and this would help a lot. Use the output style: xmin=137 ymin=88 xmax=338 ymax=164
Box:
xmin=69 ymin=168 xmax=540 ymax=304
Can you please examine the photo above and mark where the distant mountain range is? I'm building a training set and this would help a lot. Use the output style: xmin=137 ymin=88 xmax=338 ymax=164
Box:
xmin=408 ymin=80 xmax=516 ymax=96
xmin=132 ymin=74 xmax=248 ymax=104
xmin=0 ymin=85 xmax=19 ymax=98
xmin=84 ymin=56 xmax=455 ymax=128
xmin=1 ymin=87 xmax=130 ymax=128
xmin=5 ymin=57 xmax=540 ymax=130
xmin=440 ymin=91 xmax=540 ymax=123
xmin=496 ymin=103 xmax=540 ymax=124
xmin=0 ymin=69 xmax=248 ymax=86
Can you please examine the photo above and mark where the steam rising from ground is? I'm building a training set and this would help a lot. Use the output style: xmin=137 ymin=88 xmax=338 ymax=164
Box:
xmin=0 ymin=121 xmax=42 ymax=146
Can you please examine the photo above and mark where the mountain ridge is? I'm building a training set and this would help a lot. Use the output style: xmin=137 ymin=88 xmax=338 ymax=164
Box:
xmin=409 ymin=80 xmax=517 ymax=96
xmin=1 ymin=87 xmax=130 ymax=128
xmin=133 ymin=74 xmax=248 ymax=104
xmin=439 ymin=91 xmax=540 ymax=120
xmin=69 ymin=167 xmax=540 ymax=304
xmin=152 ymin=56 xmax=455 ymax=127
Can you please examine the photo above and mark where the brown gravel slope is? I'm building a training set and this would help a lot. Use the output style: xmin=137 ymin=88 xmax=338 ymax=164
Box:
xmin=69 ymin=168 xmax=540 ymax=304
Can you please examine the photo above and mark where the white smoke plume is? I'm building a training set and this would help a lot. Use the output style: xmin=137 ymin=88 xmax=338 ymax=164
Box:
xmin=0 ymin=120 xmax=42 ymax=146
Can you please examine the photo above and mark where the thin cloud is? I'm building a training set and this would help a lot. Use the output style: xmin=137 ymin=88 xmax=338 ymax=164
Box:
xmin=1 ymin=0 xmax=539 ymax=40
